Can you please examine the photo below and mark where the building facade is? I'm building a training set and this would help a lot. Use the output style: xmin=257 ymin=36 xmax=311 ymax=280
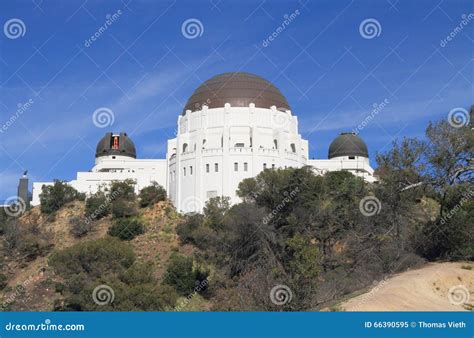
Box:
xmin=31 ymin=72 xmax=376 ymax=212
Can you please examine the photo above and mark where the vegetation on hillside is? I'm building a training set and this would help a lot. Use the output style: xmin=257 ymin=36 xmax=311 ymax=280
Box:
xmin=0 ymin=117 xmax=471 ymax=311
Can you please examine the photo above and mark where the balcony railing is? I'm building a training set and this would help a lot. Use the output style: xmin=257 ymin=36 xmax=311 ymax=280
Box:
xmin=229 ymin=147 xmax=252 ymax=154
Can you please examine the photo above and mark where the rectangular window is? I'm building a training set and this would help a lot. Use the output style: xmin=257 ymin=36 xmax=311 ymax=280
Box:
xmin=272 ymin=164 xmax=275 ymax=169
xmin=234 ymin=162 xmax=238 ymax=171
xmin=263 ymin=163 xmax=267 ymax=169
xmin=206 ymin=164 xmax=209 ymax=173
xmin=190 ymin=166 xmax=193 ymax=175
xmin=244 ymin=162 xmax=248 ymax=171
xmin=215 ymin=163 xmax=219 ymax=172
xmin=183 ymin=167 xmax=186 ymax=176
xmin=349 ymin=156 xmax=355 ymax=160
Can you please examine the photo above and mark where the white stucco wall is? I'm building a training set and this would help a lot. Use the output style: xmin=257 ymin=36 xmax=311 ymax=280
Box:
xmin=167 ymin=104 xmax=308 ymax=213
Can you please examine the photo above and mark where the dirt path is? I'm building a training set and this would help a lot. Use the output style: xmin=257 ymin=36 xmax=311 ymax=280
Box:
xmin=341 ymin=262 xmax=474 ymax=311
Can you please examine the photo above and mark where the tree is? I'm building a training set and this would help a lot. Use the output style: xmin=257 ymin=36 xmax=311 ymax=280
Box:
xmin=203 ymin=196 xmax=231 ymax=231
xmin=138 ymin=182 xmax=167 ymax=208
xmin=39 ymin=181 xmax=85 ymax=214
xmin=85 ymin=191 xmax=111 ymax=221
xmin=162 ymin=254 xmax=209 ymax=296
xmin=109 ymin=180 xmax=138 ymax=218
xmin=375 ymin=138 xmax=427 ymax=249
xmin=424 ymin=120 xmax=473 ymax=217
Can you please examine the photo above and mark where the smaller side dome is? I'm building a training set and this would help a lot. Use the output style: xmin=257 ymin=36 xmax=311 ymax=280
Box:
xmin=95 ymin=132 xmax=136 ymax=159
xmin=328 ymin=132 xmax=369 ymax=159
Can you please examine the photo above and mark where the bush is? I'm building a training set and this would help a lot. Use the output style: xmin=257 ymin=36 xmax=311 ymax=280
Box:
xmin=162 ymin=254 xmax=209 ymax=296
xmin=69 ymin=216 xmax=92 ymax=238
xmin=176 ymin=213 xmax=205 ymax=244
xmin=49 ymin=237 xmax=135 ymax=278
xmin=85 ymin=191 xmax=111 ymax=221
xmin=111 ymin=199 xmax=138 ymax=219
xmin=203 ymin=196 xmax=230 ymax=230
xmin=109 ymin=180 xmax=138 ymax=219
xmin=0 ymin=209 xmax=8 ymax=236
xmin=39 ymin=181 xmax=85 ymax=214
xmin=110 ymin=179 xmax=136 ymax=200
xmin=0 ymin=273 xmax=7 ymax=290
xmin=49 ymin=239 xmax=177 ymax=311
xmin=108 ymin=218 xmax=145 ymax=240
xmin=139 ymin=182 xmax=167 ymax=208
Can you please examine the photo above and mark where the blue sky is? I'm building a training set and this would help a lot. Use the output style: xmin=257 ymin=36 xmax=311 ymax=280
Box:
xmin=0 ymin=0 xmax=473 ymax=201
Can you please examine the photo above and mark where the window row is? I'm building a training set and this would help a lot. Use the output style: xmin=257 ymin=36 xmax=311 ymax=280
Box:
xmin=181 ymin=141 xmax=298 ymax=153
xmin=180 ymin=162 xmax=279 ymax=177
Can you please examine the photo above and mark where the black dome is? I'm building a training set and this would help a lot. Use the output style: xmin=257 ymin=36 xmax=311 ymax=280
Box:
xmin=95 ymin=132 xmax=136 ymax=159
xmin=183 ymin=72 xmax=290 ymax=114
xmin=328 ymin=133 xmax=369 ymax=159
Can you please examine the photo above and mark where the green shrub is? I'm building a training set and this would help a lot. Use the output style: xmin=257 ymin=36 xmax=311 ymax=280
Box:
xmin=108 ymin=218 xmax=145 ymax=240
xmin=49 ymin=239 xmax=177 ymax=311
xmin=139 ymin=182 xmax=167 ymax=208
xmin=39 ymin=181 xmax=85 ymax=214
xmin=110 ymin=179 xmax=136 ymax=200
xmin=109 ymin=180 xmax=138 ymax=219
xmin=49 ymin=237 xmax=135 ymax=278
xmin=0 ymin=273 xmax=7 ymax=290
xmin=85 ymin=191 xmax=111 ymax=221
xmin=162 ymin=254 xmax=209 ymax=296
xmin=69 ymin=216 xmax=93 ymax=238
xmin=111 ymin=199 xmax=138 ymax=219
xmin=203 ymin=196 xmax=230 ymax=230
xmin=176 ymin=213 xmax=205 ymax=244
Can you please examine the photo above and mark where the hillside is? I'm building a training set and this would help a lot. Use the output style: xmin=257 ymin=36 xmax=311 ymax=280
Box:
xmin=0 ymin=200 xmax=203 ymax=311
xmin=340 ymin=262 xmax=474 ymax=311
xmin=0 ymin=163 xmax=472 ymax=312
xmin=2 ymin=200 xmax=472 ymax=312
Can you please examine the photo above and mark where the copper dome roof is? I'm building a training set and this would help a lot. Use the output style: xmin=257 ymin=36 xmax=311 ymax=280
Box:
xmin=96 ymin=132 xmax=136 ymax=159
xmin=328 ymin=133 xmax=369 ymax=159
xmin=182 ymin=72 xmax=290 ymax=114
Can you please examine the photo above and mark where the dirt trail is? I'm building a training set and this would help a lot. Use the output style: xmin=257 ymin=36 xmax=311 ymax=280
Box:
xmin=341 ymin=262 xmax=474 ymax=311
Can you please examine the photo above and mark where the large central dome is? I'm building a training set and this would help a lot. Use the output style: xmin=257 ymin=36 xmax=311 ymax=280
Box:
xmin=183 ymin=72 xmax=290 ymax=114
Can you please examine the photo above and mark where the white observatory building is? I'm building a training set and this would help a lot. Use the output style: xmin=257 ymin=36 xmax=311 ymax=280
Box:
xmin=31 ymin=72 xmax=376 ymax=212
